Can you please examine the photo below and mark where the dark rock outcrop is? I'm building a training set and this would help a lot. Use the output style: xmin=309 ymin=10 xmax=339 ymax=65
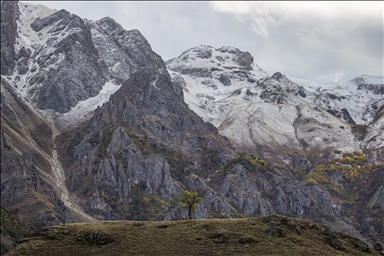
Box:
xmin=218 ymin=73 xmax=231 ymax=86
xmin=264 ymin=217 xmax=286 ymax=237
xmin=232 ymin=51 xmax=253 ymax=70
xmin=327 ymin=108 xmax=356 ymax=125
xmin=1 ymin=151 xmax=41 ymax=206
xmin=170 ymin=73 xmax=187 ymax=99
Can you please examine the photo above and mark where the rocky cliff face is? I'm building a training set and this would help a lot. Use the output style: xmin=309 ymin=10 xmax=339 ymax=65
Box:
xmin=1 ymin=1 xmax=383 ymax=247
xmin=29 ymin=9 xmax=108 ymax=113
xmin=1 ymin=78 xmax=74 ymax=228
xmin=1 ymin=1 xmax=19 ymax=75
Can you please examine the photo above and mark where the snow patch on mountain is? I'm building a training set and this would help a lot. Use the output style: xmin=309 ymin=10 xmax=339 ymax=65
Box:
xmin=16 ymin=2 xmax=57 ymax=53
xmin=6 ymin=2 xmax=60 ymax=99
xmin=40 ymin=81 xmax=121 ymax=128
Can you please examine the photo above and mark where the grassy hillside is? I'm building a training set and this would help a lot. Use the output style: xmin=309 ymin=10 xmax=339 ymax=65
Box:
xmin=6 ymin=215 xmax=381 ymax=256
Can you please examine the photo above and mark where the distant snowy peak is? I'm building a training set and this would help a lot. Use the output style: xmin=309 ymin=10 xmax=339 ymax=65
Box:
xmin=167 ymin=45 xmax=268 ymax=76
xmin=167 ymin=44 xmax=383 ymax=163
xmin=168 ymin=45 xmax=257 ymax=72
xmin=167 ymin=45 xmax=269 ymax=102
xmin=168 ymin=44 xmax=383 ymax=128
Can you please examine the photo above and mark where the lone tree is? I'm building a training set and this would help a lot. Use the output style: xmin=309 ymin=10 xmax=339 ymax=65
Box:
xmin=178 ymin=190 xmax=203 ymax=219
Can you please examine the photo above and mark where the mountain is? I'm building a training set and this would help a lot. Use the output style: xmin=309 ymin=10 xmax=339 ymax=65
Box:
xmin=1 ymin=1 xmax=383 ymax=252
xmin=167 ymin=45 xmax=383 ymax=165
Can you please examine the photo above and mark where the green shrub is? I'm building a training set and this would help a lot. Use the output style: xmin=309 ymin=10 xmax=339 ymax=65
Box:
xmin=224 ymin=152 xmax=270 ymax=173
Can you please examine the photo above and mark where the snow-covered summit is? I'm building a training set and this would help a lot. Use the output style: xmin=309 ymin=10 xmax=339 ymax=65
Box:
xmin=167 ymin=45 xmax=269 ymax=103
xmin=167 ymin=45 xmax=384 ymax=164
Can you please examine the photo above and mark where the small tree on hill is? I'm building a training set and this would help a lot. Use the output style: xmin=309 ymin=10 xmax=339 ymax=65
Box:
xmin=178 ymin=190 xmax=203 ymax=219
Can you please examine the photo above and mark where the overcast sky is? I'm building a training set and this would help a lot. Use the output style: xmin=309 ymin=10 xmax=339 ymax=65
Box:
xmin=29 ymin=1 xmax=383 ymax=84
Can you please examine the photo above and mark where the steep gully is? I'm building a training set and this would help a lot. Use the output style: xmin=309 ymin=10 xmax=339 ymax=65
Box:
xmin=49 ymin=123 xmax=96 ymax=222
xmin=20 ymin=85 xmax=95 ymax=222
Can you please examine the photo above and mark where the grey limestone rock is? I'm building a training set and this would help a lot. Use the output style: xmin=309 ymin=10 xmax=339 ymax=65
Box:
xmin=91 ymin=17 xmax=167 ymax=84
xmin=354 ymin=77 xmax=384 ymax=95
xmin=106 ymin=127 xmax=136 ymax=157
xmin=87 ymin=69 xmax=218 ymax=151
xmin=216 ymin=165 xmax=273 ymax=216
xmin=170 ymin=73 xmax=187 ymax=99
xmin=30 ymin=10 xmax=108 ymax=113
xmin=105 ymin=146 xmax=177 ymax=202
xmin=1 ymin=152 xmax=37 ymax=206
xmin=0 ymin=0 xmax=19 ymax=75
xmin=274 ymin=175 xmax=341 ymax=222
xmin=86 ymin=194 xmax=119 ymax=220
xmin=370 ymin=180 xmax=384 ymax=210
xmin=216 ymin=46 xmax=241 ymax=54
xmin=271 ymin=72 xmax=285 ymax=81
xmin=73 ymin=138 xmax=94 ymax=160
xmin=1 ymin=148 xmax=74 ymax=224
xmin=202 ymin=189 xmax=233 ymax=216
xmin=95 ymin=156 xmax=131 ymax=198
xmin=183 ymin=174 xmax=207 ymax=190
xmin=180 ymin=67 xmax=213 ymax=78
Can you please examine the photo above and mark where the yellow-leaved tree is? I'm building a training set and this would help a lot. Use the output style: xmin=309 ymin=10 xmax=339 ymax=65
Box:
xmin=178 ymin=190 xmax=203 ymax=219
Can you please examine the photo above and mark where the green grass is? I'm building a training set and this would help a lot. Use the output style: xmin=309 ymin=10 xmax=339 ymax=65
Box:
xmin=7 ymin=216 xmax=378 ymax=256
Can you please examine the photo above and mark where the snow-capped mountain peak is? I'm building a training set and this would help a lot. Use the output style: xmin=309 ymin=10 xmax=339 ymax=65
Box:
xmin=167 ymin=46 xmax=384 ymax=164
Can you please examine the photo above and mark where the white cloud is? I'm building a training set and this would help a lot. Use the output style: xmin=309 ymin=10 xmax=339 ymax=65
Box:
xmin=316 ymin=71 xmax=347 ymax=83
xmin=210 ymin=1 xmax=382 ymax=18
xmin=209 ymin=1 xmax=383 ymax=37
